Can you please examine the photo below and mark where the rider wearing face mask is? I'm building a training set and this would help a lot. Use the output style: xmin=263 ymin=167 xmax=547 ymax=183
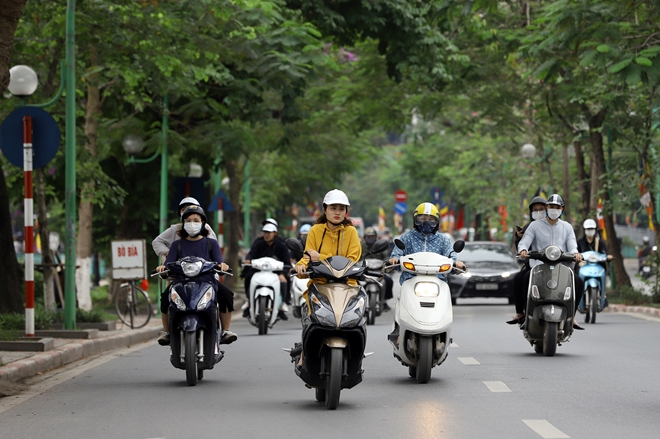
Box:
xmin=577 ymin=219 xmax=612 ymax=265
xmin=361 ymin=227 xmax=394 ymax=311
xmin=511 ymin=194 xmax=585 ymax=329
xmin=156 ymin=206 xmax=237 ymax=346
xmin=388 ymin=203 xmax=465 ymax=285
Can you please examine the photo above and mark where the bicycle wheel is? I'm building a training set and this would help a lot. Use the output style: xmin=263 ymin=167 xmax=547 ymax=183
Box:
xmin=115 ymin=282 xmax=152 ymax=329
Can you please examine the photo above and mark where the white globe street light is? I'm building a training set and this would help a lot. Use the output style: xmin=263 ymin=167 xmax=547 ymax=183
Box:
xmin=122 ymin=134 xmax=145 ymax=155
xmin=188 ymin=163 xmax=203 ymax=178
xmin=521 ymin=143 xmax=537 ymax=159
xmin=8 ymin=65 xmax=39 ymax=97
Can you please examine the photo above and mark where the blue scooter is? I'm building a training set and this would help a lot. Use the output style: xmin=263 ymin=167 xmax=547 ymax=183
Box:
xmin=577 ymin=251 xmax=608 ymax=324
xmin=154 ymin=256 xmax=231 ymax=386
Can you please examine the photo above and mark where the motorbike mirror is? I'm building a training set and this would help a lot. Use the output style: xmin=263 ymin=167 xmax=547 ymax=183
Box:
xmin=453 ymin=240 xmax=465 ymax=253
xmin=286 ymin=238 xmax=304 ymax=254
xmin=394 ymin=238 xmax=405 ymax=250
xmin=370 ymin=238 xmax=389 ymax=254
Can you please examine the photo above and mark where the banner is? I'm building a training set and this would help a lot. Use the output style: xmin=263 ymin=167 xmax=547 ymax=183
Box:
xmin=378 ymin=206 xmax=386 ymax=232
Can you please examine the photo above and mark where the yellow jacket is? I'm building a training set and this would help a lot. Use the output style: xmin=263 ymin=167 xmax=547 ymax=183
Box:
xmin=296 ymin=222 xmax=362 ymax=287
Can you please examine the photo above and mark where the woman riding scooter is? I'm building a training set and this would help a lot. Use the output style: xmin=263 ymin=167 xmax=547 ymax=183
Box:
xmin=156 ymin=206 xmax=237 ymax=346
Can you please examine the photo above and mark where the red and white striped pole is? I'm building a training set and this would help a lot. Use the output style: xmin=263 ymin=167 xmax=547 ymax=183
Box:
xmin=23 ymin=116 xmax=35 ymax=337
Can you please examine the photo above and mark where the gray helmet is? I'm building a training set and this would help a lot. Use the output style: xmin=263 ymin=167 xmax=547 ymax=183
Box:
xmin=546 ymin=194 xmax=564 ymax=207
xmin=528 ymin=196 xmax=547 ymax=212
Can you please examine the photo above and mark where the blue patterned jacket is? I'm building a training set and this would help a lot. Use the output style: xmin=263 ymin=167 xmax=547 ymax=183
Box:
xmin=391 ymin=229 xmax=456 ymax=284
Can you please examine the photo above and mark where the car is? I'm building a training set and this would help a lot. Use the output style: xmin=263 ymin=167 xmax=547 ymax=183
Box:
xmin=448 ymin=241 xmax=521 ymax=305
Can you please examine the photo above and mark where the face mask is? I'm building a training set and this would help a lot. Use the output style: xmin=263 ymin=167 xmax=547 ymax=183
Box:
xmin=585 ymin=230 xmax=596 ymax=238
xmin=547 ymin=209 xmax=562 ymax=220
xmin=365 ymin=236 xmax=377 ymax=245
xmin=184 ymin=222 xmax=203 ymax=236
xmin=417 ymin=221 xmax=436 ymax=235
xmin=531 ymin=211 xmax=546 ymax=221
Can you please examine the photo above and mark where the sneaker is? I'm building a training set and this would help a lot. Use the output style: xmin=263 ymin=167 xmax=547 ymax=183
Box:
xmin=281 ymin=303 xmax=289 ymax=312
xmin=278 ymin=310 xmax=289 ymax=321
xmin=157 ymin=331 xmax=170 ymax=346
xmin=220 ymin=330 xmax=237 ymax=345
xmin=242 ymin=308 xmax=250 ymax=318
xmin=382 ymin=302 xmax=391 ymax=312
xmin=241 ymin=301 xmax=249 ymax=310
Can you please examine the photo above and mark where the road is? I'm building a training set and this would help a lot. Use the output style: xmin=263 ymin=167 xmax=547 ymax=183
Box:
xmin=2 ymin=289 xmax=660 ymax=439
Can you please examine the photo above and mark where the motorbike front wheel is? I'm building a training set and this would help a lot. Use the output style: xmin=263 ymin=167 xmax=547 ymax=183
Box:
xmin=326 ymin=348 xmax=343 ymax=410
xmin=543 ymin=322 xmax=558 ymax=357
xmin=416 ymin=336 xmax=433 ymax=384
xmin=591 ymin=288 xmax=599 ymax=323
xmin=185 ymin=331 xmax=198 ymax=386
xmin=258 ymin=296 xmax=269 ymax=335
xmin=367 ymin=292 xmax=378 ymax=325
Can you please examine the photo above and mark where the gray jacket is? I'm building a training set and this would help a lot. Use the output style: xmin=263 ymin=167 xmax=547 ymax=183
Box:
xmin=152 ymin=224 xmax=217 ymax=257
xmin=517 ymin=218 xmax=577 ymax=267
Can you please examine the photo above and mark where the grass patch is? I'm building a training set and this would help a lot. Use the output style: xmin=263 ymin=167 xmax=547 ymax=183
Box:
xmin=0 ymin=330 xmax=23 ymax=341
xmin=608 ymin=285 xmax=654 ymax=306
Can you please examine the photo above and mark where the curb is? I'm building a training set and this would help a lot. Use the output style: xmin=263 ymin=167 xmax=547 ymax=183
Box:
xmin=602 ymin=304 xmax=660 ymax=317
xmin=0 ymin=327 xmax=159 ymax=383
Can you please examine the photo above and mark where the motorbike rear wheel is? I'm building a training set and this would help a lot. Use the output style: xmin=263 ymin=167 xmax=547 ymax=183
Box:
xmin=367 ymin=292 xmax=378 ymax=325
xmin=185 ymin=331 xmax=198 ymax=386
xmin=534 ymin=342 xmax=543 ymax=354
xmin=591 ymin=288 xmax=599 ymax=324
xmin=326 ymin=348 xmax=343 ymax=410
xmin=543 ymin=322 xmax=558 ymax=357
xmin=585 ymin=287 xmax=593 ymax=324
xmin=416 ymin=336 xmax=433 ymax=384
xmin=258 ymin=296 xmax=269 ymax=335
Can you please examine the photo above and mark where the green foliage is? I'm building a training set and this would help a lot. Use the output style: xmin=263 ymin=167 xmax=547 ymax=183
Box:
xmin=608 ymin=285 xmax=652 ymax=306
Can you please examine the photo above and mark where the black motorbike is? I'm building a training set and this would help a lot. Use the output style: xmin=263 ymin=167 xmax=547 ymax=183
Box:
xmin=361 ymin=258 xmax=386 ymax=325
xmin=285 ymin=238 xmax=389 ymax=409
xmin=154 ymin=256 xmax=231 ymax=386
xmin=522 ymin=246 xmax=577 ymax=356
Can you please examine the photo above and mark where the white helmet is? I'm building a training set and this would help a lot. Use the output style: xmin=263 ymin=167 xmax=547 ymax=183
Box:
xmin=583 ymin=219 xmax=597 ymax=229
xmin=546 ymin=194 xmax=564 ymax=207
xmin=323 ymin=189 xmax=350 ymax=206
xmin=262 ymin=218 xmax=278 ymax=227
xmin=179 ymin=197 xmax=200 ymax=207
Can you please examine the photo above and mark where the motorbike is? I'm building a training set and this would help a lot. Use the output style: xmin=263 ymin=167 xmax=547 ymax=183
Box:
xmin=386 ymin=238 xmax=465 ymax=384
xmin=290 ymin=272 xmax=308 ymax=319
xmin=284 ymin=237 xmax=389 ymax=410
xmin=243 ymin=257 xmax=289 ymax=335
xmin=577 ymin=251 xmax=608 ymax=324
xmin=361 ymin=258 xmax=386 ymax=325
xmin=152 ymin=256 xmax=231 ymax=386
xmin=520 ymin=246 xmax=577 ymax=356
xmin=638 ymin=245 xmax=657 ymax=279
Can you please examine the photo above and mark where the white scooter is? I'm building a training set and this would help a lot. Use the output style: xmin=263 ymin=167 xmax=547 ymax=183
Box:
xmin=387 ymin=238 xmax=465 ymax=383
xmin=290 ymin=273 xmax=307 ymax=319
xmin=243 ymin=257 xmax=286 ymax=335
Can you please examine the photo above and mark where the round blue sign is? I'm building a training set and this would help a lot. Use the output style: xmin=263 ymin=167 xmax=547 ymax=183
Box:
xmin=0 ymin=106 xmax=61 ymax=169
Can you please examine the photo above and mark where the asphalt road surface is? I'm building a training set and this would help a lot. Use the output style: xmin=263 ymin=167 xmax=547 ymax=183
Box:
xmin=2 ymin=295 xmax=660 ymax=439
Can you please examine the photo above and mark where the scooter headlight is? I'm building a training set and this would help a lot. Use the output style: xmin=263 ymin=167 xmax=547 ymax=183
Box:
xmin=181 ymin=260 xmax=203 ymax=277
xmin=196 ymin=287 xmax=214 ymax=310
xmin=415 ymin=282 xmax=439 ymax=297
xmin=341 ymin=296 xmax=366 ymax=327
xmin=531 ymin=285 xmax=540 ymax=300
xmin=588 ymin=254 xmax=599 ymax=263
xmin=544 ymin=246 xmax=562 ymax=261
xmin=171 ymin=290 xmax=187 ymax=310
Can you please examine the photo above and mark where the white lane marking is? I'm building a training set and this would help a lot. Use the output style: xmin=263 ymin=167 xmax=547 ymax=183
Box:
xmin=483 ymin=381 xmax=511 ymax=392
xmin=450 ymin=342 xmax=458 ymax=347
xmin=523 ymin=420 xmax=570 ymax=438
xmin=457 ymin=357 xmax=480 ymax=365
xmin=0 ymin=341 xmax=156 ymax=414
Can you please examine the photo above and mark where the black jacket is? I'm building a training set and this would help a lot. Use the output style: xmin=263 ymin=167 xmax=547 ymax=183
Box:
xmin=245 ymin=236 xmax=291 ymax=274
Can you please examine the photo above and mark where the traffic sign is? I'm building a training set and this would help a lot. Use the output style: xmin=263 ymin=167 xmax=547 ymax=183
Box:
xmin=430 ymin=186 xmax=443 ymax=203
xmin=0 ymin=106 xmax=61 ymax=169
xmin=395 ymin=189 xmax=408 ymax=202
xmin=394 ymin=201 xmax=407 ymax=215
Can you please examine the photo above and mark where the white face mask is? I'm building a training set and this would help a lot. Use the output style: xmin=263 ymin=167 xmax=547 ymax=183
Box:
xmin=585 ymin=229 xmax=596 ymax=237
xmin=547 ymin=209 xmax=562 ymax=220
xmin=531 ymin=211 xmax=546 ymax=221
xmin=184 ymin=222 xmax=203 ymax=236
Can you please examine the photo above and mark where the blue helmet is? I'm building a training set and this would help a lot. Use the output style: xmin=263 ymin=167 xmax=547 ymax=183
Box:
xmin=300 ymin=224 xmax=312 ymax=234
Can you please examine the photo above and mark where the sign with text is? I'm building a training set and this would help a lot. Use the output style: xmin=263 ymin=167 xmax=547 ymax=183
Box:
xmin=394 ymin=189 xmax=408 ymax=202
xmin=111 ymin=240 xmax=147 ymax=280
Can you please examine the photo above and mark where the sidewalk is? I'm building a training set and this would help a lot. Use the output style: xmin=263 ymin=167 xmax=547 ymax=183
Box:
xmin=1 ymin=288 xmax=248 ymax=384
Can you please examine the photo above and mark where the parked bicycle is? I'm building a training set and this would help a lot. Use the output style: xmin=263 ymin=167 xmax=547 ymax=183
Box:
xmin=115 ymin=279 xmax=153 ymax=329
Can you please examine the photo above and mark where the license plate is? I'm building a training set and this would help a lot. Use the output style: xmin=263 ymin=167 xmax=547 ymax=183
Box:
xmin=475 ymin=283 xmax=498 ymax=290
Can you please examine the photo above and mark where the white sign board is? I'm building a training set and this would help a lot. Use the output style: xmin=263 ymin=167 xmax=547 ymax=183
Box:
xmin=111 ymin=239 xmax=147 ymax=280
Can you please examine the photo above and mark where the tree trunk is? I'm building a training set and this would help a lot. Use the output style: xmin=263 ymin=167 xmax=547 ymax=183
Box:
xmin=589 ymin=157 xmax=598 ymax=214
xmin=562 ymin=145 xmax=570 ymax=221
xmin=76 ymin=77 xmax=102 ymax=311
xmin=0 ymin=0 xmax=28 ymax=92
xmin=223 ymin=160 xmax=242 ymax=290
xmin=586 ymin=107 xmax=631 ymax=289
xmin=573 ymin=140 xmax=590 ymax=221
xmin=0 ymin=160 xmax=23 ymax=313
xmin=36 ymin=168 xmax=56 ymax=311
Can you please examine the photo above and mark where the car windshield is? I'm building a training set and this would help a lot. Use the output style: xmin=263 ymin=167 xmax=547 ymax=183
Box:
xmin=460 ymin=244 xmax=517 ymax=264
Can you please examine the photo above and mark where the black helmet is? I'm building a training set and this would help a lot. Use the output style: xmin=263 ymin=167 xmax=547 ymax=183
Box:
xmin=528 ymin=196 xmax=547 ymax=212
xmin=546 ymin=194 xmax=564 ymax=207
xmin=181 ymin=205 xmax=207 ymax=223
